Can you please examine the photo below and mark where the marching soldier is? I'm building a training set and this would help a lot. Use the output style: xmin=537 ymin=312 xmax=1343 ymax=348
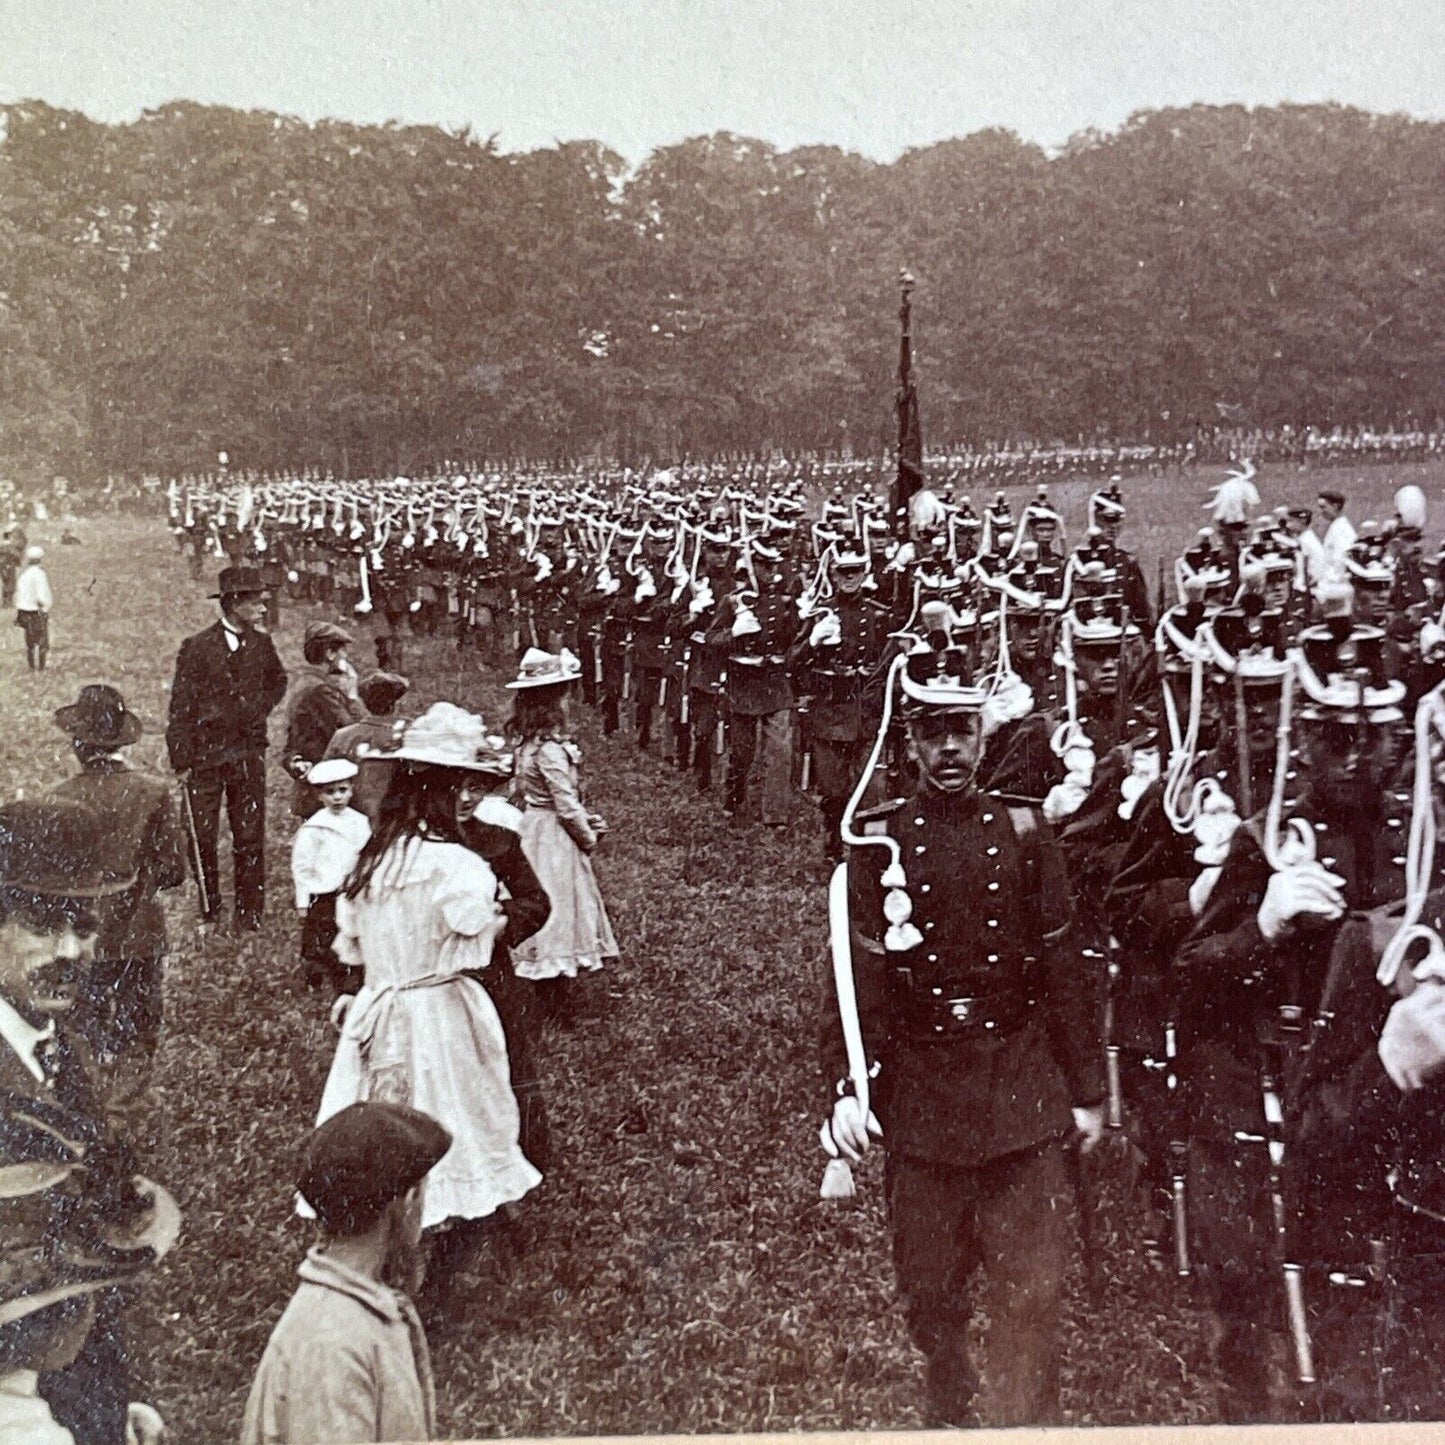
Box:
xmin=1172 ymin=589 xmax=1410 ymax=1420
xmin=821 ymin=622 xmax=1106 ymax=1426
xmin=788 ymin=540 xmax=895 ymax=859
xmin=626 ymin=526 xmax=675 ymax=753
xmin=682 ymin=527 xmax=734 ymax=794
xmin=708 ymin=543 xmax=797 ymax=825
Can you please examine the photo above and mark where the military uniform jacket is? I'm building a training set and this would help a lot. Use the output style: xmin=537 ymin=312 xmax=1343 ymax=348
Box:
xmin=826 ymin=787 xmax=1106 ymax=1167
xmin=627 ymin=588 xmax=674 ymax=672
xmin=51 ymin=764 xmax=188 ymax=960
xmin=166 ymin=620 xmax=288 ymax=771
xmin=787 ymin=595 xmax=893 ymax=742
xmin=707 ymin=590 xmax=795 ymax=716
xmin=1174 ymin=809 xmax=1409 ymax=1144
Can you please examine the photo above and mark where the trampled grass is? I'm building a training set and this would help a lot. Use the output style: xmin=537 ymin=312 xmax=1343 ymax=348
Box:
xmin=2 ymin=457 xmax=1437 ymax=1439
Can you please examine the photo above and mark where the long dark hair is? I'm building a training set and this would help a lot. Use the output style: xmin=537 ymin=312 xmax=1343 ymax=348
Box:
xmin=344 ymin=763 xmax=473 ymax=899
xmin=504 ymin=684 xmax=569 ymax=745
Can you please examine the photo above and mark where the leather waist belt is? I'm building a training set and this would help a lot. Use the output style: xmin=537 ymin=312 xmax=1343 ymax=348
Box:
xmin=888 ymin=972 xmax=1036 ymax=1038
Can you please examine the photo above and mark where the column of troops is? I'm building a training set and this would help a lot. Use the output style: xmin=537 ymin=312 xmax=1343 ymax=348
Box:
xmin=169 ymin=459 xmax=1445 ymax=1422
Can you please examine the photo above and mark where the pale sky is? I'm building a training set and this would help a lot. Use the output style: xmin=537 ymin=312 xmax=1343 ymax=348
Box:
xmin=3 ymin=0 xmax=1442 ymax=163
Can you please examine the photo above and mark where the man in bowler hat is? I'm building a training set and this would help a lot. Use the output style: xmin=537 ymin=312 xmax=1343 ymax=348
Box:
xmin=0 ymin=797 xmax=181 ymax=1444
xmin=165 ymin=567 xmax=287 ymax=930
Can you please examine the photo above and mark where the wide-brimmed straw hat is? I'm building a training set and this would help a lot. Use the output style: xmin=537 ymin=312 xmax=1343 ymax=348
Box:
xmin=390 ymin=703 xmax=512 ymax=774
xmin=506 ymin=647 xmax=582 ymax=690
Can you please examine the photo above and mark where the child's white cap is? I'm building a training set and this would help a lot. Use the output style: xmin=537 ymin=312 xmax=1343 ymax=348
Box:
xmin=307 ymin=758 xmax=358 ymax=786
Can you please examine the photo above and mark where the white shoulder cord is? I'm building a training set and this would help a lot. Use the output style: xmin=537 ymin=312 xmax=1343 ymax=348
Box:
xmin=1379 ymin=684 xmax=1445 ymax=986
xmin=1262 ymin=658 xmax=1315 ymax=871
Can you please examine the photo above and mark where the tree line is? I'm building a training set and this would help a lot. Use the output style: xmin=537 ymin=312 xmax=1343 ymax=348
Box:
xmin=2 ymin=98 xmax=1443 ymax=480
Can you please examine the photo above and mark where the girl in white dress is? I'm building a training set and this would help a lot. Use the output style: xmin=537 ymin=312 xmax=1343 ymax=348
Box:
xmin=504 ymin=648 xmax=619 ymax=1019
xmin=312 ymin=703 xmax=541 ymax=1302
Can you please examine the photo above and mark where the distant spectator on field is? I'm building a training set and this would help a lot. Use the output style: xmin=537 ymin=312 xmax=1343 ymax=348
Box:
xmin=323 ymin=670 xmax=411 ymax=824
xmin=14 ymin=545 xmax=53 ymax=671
xmin=0 ymin=524 xmax=23 ymax=607
xmin=241 ymin=1102 xmax=451 ymax=1445
xmin=1318 ymin=490 xmax=1357 ymax=577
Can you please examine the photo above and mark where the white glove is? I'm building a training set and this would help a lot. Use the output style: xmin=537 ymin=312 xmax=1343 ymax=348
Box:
xmin=1256 ymin=861 xmax=1347 ymax=941
xmin=1379 ymin=982 xmax=1445 ymax=1092
xmin=1043 ymin=777 xmax=1090 ymax=823
xmin=731 ymin=605 xmax=761 ymax=639
xmin=886 ymin=541 xmax=916 ymax=572
xmin=823 ymin=1095 xmax=882 ymax=1163
xmin=127 ymin=1402 xmax=166 ymax=1445
xmin=1072 ymin=1104 xmax=1106 ymax=1152
xmin=809 ymin=613 xmax=841 ymax=647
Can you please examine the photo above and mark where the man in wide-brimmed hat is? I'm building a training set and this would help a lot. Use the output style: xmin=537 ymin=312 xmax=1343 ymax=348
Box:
xmin=50 ymin=685 xmax=187 ymax=1100
xmin=165 ymin=567 xmax=287 ymax=930
xmin=0 ymin=797 xmax=181 ymax=1445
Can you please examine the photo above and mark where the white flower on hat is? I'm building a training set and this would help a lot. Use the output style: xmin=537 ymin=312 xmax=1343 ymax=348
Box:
xmin=391 ymin=702 xmax=504 ymax=770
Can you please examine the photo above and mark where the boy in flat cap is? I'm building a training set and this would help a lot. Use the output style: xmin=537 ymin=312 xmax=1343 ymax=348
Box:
xmin=322 ymin=670 xmax=411 ymax=825
xmin=165 ymin=568 xmax=288 ymax=930
xmin=284 ymin=621 xmax=365 ymax=820
xmin=241 ymin=1102 xmax=451 ymax=1445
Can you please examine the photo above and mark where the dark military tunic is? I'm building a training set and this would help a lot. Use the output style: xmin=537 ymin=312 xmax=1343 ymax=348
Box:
xmin=824 ymin=784 xmax=1106 ymax=1425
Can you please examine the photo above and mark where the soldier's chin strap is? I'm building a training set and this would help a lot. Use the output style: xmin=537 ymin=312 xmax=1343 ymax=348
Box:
xmin=1380 ymin=681 xmax=1445 ymax=987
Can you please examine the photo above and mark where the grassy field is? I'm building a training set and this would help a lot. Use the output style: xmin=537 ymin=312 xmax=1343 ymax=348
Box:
xmin=2 ymin=458 xmax=1440 ymax=1441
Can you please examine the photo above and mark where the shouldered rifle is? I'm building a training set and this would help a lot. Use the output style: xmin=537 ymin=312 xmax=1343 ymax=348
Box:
xmin=1237 ymin=1066 xmax=1315 ymax=1385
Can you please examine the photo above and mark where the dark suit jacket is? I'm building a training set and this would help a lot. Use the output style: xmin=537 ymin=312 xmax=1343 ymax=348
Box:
xmin=51 ymin=764 xmax=188 ymax=958
xmin=165 ymin=621 xmax=287 ymax=771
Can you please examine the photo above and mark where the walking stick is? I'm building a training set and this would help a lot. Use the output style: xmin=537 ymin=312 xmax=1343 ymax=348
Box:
xmin=177 ymin=780 xmax=211 ymax=918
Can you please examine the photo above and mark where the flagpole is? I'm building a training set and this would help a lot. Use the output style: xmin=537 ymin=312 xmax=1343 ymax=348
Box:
xmin=891 ymin=270 xmax=922 ymax=539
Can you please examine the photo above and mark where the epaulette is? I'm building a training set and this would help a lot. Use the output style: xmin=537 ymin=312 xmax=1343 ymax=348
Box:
xmin=850 ymin=797 xmax=907 ymax=836
xmin=985 ymin=790 xmax=1045 ymax=813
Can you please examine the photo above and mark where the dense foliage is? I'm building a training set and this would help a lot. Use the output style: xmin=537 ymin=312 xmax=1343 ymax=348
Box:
xmin=3 ymin=99 xmax=1443 ymax=478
